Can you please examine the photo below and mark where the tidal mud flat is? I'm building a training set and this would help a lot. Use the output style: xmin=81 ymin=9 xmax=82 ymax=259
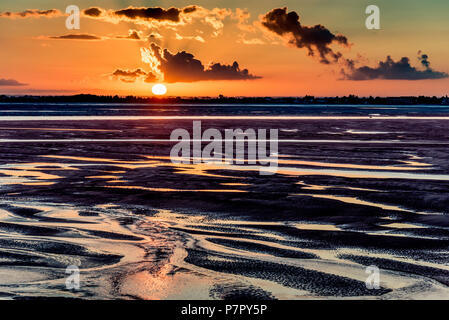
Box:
xmin=0 ymin=116 xmax=449 ymax=299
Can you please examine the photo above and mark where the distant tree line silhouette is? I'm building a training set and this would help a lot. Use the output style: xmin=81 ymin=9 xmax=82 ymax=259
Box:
xmin=0 ymin=94 xmax=448 ymax=105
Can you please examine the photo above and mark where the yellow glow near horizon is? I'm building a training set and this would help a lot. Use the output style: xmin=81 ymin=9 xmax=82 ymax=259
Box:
xmin=152 ymin=84 xmax=167 ymax=95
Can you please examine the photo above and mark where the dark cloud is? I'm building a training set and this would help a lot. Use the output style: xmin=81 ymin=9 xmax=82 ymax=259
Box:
xmin=0 ymin=78 xmax=27 ymax=86
xmin=43 ymin=30 xmax=142 ymax=41
xmin=183 ymin=6 xmax=198 ymax=14
xmin=148 ymin=44 xmax=261 ymax=83
xmin=48 ymin=34 xmax=102 ymax=40
xmin=418 ymin=51 xmax=430 ymax=69
xmin=83 ymin=6 xmax=198 ymax=24
xmin=0 ymin=9 xmax=61 ymax=18
xmin=343 ymin=55 xmax=448 ymax=80
xmin=113 ymin=7 xmax=183 ymax=22
xmin=111 ymin=69 xmax=156 ymax=83
xmin=261 ymin=7 xmax=349 ymax=64
xmin=112 ymin=69 xmax=146 ymax=78
xmin=83 ymin=7 xmax=103 ymax=17
xmin=148 ymin=33 xmax=163 ymax=40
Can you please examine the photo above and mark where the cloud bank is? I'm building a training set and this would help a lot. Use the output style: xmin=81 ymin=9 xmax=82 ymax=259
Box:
xmin=0 ymin=78 xmax=27 ymax=86
xmin=113 ymin=44 xmax=261 ymax=84
xmin=83 ymin=6 xmax=198 ymax=25
xmin=343 ymin=54 xmax=448 ymax=80
xmin=83 ymin=6 xmax=231 ymax=37
xmin=140 ymin=44 xmax=261 ymax=83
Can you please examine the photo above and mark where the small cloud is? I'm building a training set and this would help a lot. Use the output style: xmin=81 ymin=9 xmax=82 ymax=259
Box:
xmin=114 ymin=7 xmax=183 ymax=22
xmin=40 ymin=31 xmax=144 ymax=41
xmin=47 ymin=34 xmax=103 ymax=41
xmin=175 ymin=33 xmax=205 ymax=43
xmin=0 ymin=9 xmax=62 ymax=19
xmin=418 ymin=51 xmax=430 ymax=69
xmin=148 ymin=33 xmax=163 ymax=40
xmin=343 ymin=54 xmax=448 ymax=80
xmin=183 ymin=6 xmax=198 ymax=14
xmin=111 ymin=69 xmax=156 ymax=83
xmin=238 ymin=37 xmax=265 ymax=45
xmin=83 ymin=7 xmax=103 ymax=17
xmin=0 ymin=78 xmax=27 ymax=86
xmin=115 ymin=30 xmax=142 ymax=40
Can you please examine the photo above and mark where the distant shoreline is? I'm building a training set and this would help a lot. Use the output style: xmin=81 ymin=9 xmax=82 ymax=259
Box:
xmin=1 ymin=94 xmax=448 ymax=105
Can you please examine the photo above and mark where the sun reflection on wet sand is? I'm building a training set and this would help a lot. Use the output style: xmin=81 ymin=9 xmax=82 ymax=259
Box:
xmin=103 ymin=185 xmax=248 ymax=193
xmin=294 ymin=223 xmax=341 ymax=231
xmin=296 ymin=181 xmax=382 ymax=192
xmin=290 ymin=193 xmax=412 ymax=213
xmin=278 ymin=159 xmax=432 ymax=171
xmin=381 ymin=223 xmax=426 ymax=229
xmin=87 ymin=175 xmax=122 ymax=179
xmin=1 ymin=115 xmax=449 ymax=299
xmin=0 ymin=127 xmax=118 ymax=132
xmin=0 ymin=169 xmax=60 ymax=180
xmin=146 ymin=210 xmax=449 ymax=299
xmin=37 ymin=154 xmax=448 ymax=182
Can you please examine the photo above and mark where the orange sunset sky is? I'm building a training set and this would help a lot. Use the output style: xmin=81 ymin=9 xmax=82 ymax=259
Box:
xmin=0 ymin=0 xmax=448 ymax=97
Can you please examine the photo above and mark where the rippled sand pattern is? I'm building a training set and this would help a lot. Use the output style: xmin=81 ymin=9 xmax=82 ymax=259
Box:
xmin=0 ymin=117 xmax=448 ymax=299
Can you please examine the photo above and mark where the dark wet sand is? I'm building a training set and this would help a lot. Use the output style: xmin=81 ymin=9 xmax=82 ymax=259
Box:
xmin=0 ymin=118 xmax=448 ymax=299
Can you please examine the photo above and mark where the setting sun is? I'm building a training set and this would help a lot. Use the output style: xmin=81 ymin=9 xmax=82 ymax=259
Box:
xmin=152 ymin=84 xmax=167 ymax=96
